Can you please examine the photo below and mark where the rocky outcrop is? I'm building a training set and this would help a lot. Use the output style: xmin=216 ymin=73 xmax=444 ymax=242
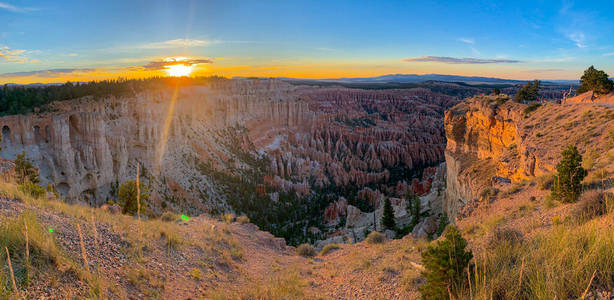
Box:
xmin=443 ymin=96 xmax=548 ymax=221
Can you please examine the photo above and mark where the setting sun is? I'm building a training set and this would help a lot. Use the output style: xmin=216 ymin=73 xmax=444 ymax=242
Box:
xmin=165 ymin=64 xmax=194 ymax=77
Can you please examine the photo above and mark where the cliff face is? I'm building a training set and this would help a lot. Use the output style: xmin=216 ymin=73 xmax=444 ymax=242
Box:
xmin=0 ymin=79 xmax=459 ymax=217
xmin=443 ymin=96 xmax=546 ymax=220
xmin=0 ymin=79 xmax=310 ymax=210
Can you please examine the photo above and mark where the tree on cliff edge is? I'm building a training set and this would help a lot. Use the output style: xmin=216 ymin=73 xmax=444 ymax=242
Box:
xmin=577 ymin=65 xmax=614 ymax=95
xmin=551 ymin=145 xmax=587 ymax=203
xmin=382 ymin=198 xmax=396 ymax=231
xmin=515 ymin=80 xmax=540 ymax=102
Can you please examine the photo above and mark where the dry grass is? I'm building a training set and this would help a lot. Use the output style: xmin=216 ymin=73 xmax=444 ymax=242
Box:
xmin=296 ymin=244 xmax=316 ymax=257
xmin=467 ymin=219 xmax=614 ymax=299
xmin=320 ymin=244 xmax=340 ymax=256
xmin=236 ymin=215 xmax=250 ymax=224
xmin=365 ymin=232 xmax=386 ymax=244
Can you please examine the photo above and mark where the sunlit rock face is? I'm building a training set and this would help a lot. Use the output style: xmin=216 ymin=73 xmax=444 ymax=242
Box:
xmin=0 ymin=79 xmax=459 ymax=215
xmin=443 ymin=97 xmax=546 ymax=221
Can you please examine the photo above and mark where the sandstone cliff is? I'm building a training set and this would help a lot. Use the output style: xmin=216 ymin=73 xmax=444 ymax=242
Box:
xmin=443 ymin=94 xmax=614 ymax=221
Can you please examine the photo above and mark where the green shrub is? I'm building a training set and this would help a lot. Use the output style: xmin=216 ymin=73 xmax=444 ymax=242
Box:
xmin=15 ymin=152 xmax=39 ymax=184
xmin=296 ymin=244 xmax=316 ymax=257
xmin=320 ymin=244 xmax=340 ymax=256
xmin=365 ymin=231 xmax=385 ymax=244
xmin=18 ymin=181 xmax=46 ymax=199
xmin=118 ymin=179 xmax=150 ymax=215
xmin=419 ymin=225 xmax=473 ymax=300
xmin=551 ymin=145 xmax=587 ymax=203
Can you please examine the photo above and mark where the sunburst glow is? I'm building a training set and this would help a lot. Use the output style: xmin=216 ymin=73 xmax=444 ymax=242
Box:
xmin=165 ymin=64 xmax=194 ymax=77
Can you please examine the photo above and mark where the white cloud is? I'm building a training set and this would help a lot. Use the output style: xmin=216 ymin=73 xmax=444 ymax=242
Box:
xmin=0 ymin=2 xmax=36 ymax=12
xmin=566 ymin=32 xmax=586 ymax=48
xmin=402 ymin=56 xmax=521 ymax=64
xmin=140 ymin=39 xmax=218 ymax=49
xmin=457 ymin=38 xmax=475 ymax=44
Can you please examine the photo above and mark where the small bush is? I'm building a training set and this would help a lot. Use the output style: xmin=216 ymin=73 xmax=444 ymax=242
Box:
xmin=536 ymin=174 xmax=554 ymax=190
xmin=552 ymin=216 xmax=562 ymax=225
xmin=190 ymin=268 xmax=201 ymax=280
xmin=488 ymin=227 xmax=523 ymax=248
xmin=236 ymin=215 xmax=250 ymax=224
xmin=160 ymin=229 xmax=182 ymax=251
xmin=365 ymin=231 xmax=385 ymax=244
xmin=320 ymin=244 xmax=340 ymax=256
xmin=160 ymin=211 xmax=181 ymax=222
xmin=571 ymin=190 xmax=614 ymax=222
xmin=18 ymin=181 xmax=46 ymax=199
xmin=221 ymin=213 xmax=235 ymax=224
xmin=296 ymin=244 xmax=316 ymax=257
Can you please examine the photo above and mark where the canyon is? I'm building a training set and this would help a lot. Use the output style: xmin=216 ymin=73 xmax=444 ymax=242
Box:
xmin=0 ymin=78 xmax=468 ymax=243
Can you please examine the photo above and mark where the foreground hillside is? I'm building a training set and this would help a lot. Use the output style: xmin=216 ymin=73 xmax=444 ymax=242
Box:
xmin=0 ymin=176 xmax=426 ymax=299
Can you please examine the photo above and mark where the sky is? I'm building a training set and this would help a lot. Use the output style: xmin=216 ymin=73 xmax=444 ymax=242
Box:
xmin=2 ymin=0 xmax=614 ymax=83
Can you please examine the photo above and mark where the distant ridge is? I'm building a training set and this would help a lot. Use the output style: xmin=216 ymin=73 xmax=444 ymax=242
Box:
xmin=239 ymin=74 xmax=579 ymax=86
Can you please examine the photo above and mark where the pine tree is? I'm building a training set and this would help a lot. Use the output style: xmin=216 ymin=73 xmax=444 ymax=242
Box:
xmin=551 ymin=145 xmax=587 ymax=203
xmin=406 ymin=191 xmax=421 ymax=228
xmin=419 ymin=225 xmax=473 ymax=300
xmin=577 ymin=66 xmax=614 ymax=95
xmin=381 ymin=198 xmax=396 ymax=231
xmin=118 ymin=180 xmax=150 ymax=215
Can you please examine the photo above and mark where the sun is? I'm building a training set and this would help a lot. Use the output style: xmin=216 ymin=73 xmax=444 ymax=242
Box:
xmin=165 ymin=64 xmax=194 ymax=77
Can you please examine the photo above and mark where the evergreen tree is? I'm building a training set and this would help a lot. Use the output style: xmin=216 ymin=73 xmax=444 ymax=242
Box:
xmin=419 ymin=225 xmax=473 ymax=300
xmin=15 ymin=152 xmax=39 ymax=184
xmin=551 ymin=145 xmax=587 ymax=203
xmin=515 ymin=80 xmax=540 ymax=102
xmin=381 ymin=197 xmax=396 ymax=231
xmin=118 ymin=179 xmax=150 ymax=215
xmin=492 ymin=88 xmax=501 ymax=95
xmin=406 ymin=191 xmax=421 ymax=228
xmin=577 ymin=65 xmax=614 ymax=95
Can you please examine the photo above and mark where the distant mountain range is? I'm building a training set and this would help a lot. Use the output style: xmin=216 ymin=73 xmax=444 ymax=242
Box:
xmin=278 ymin=74 xmax=579 ymax=85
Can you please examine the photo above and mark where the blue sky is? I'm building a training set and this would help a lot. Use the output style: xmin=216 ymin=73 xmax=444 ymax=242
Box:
xmin=2 ymin=0 xmax=614 ymax=83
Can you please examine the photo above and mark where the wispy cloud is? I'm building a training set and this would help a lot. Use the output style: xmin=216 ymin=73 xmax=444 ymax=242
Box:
xmin=0 ymin=2 xmax=37 ymax=12
xmin=0 ymin=68 xmax=95 ymax=78
xmin=402 ymin=56 xmax=521 ymax=64
xmin=140 ymin=57 xmax=213 ymax=70
xmin=566 ymin=32 xmax=586 ymax=48
xmin=0 ymin=46 xmax=27 ymax=62
xmin=140 ymin=39 xmax=219 ymax=49
xmin=457 ymin=38 xmax=475 ymax=44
